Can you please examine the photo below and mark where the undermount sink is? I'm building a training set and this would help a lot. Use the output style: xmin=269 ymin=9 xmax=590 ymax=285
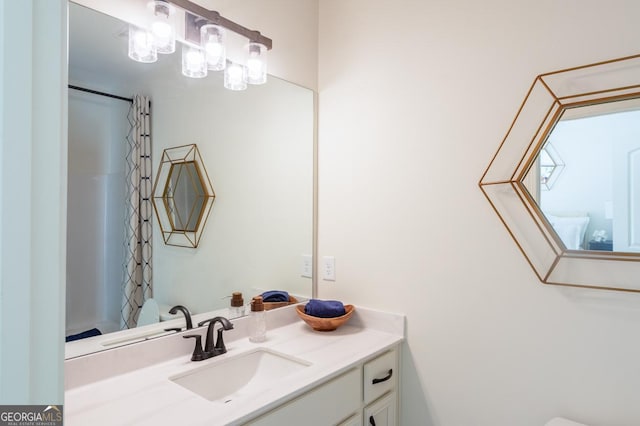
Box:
xmin=169 ymin=348 xmax=311 ymax=403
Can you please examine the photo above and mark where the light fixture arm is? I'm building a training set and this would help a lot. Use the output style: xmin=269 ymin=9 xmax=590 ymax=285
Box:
xmin=169 ymin=0 xmax=272 ymax=49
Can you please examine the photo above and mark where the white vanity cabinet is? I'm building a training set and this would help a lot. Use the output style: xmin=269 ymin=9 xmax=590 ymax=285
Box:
xmin=361 ymin=349 xmax=398 ymax=426
xmin=247 ymin=346 xmax=399 ymax=426
xmin=245 ymin=367 xmax=362 ymax=426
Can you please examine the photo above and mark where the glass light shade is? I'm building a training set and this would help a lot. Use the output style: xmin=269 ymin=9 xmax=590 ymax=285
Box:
xmin=128 ymin=25 xmax=157 ymax=63
xmin=181 ymin=45 xmax=207 ymax=78
xmin=148 ymin=1 xmax=176 ymax=54
xmin=201 ymin=24 xmax=226 ymax=71
xmin=245 ymin=42 xmax=267 ymax=85
xmin=224 ymin=62 xmax=247 ymax=91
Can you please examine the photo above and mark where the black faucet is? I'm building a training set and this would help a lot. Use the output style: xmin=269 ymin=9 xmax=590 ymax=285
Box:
xmin=168 ymin=305 xmax=193 ymax=330
xmin=183 ymin=316 xmax=234 ymax=362
xmin=198 ymin=316 xmax=234 ymax=356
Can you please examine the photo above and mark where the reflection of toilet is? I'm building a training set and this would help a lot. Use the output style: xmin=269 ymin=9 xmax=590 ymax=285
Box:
xmin=545 ymin=418 xmax=588 ymax=426
xmin=137 ymin=299 xmax=160 ymax=327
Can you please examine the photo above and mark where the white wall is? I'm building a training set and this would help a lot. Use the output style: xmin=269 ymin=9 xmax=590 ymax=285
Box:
xmin=0 ymin=0 xmax=66 ymax=404
xmin=318 ymin=1 xmax=640 ymax=425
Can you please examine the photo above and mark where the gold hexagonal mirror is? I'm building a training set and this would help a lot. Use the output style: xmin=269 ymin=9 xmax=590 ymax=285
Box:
xmin=480 ymin=54 xmax=640 ymax=292
xmin=152 ymin=144 xmax=215 ymax=248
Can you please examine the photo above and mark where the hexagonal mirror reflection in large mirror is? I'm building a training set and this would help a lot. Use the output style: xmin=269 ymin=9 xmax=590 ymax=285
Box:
xmin=480 ymin=54 xmax=640 ymax=292
xmin=153 ymin=144 xmax=215 ymax=248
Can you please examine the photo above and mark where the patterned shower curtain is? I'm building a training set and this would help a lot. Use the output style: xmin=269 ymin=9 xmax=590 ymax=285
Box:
xmin=121 ymin=95 xmax=153 ymax=329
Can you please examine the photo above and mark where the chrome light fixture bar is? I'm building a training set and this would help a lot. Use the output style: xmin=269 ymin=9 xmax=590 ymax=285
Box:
xmin=129 ymin=0 xmax=272 ymax=90
xmin=173 ymin=0 xmax=272 ymax=49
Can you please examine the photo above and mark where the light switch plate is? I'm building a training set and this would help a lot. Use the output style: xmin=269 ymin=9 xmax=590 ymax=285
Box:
xmin=322 ymin=256 xmax=336 ymax=281
xmin=301 ymin=254 xmax=313 ymax=278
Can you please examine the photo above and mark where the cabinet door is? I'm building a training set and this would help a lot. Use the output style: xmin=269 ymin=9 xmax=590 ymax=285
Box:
xmin=338 ymin=413 xmax=362 ymax=426
xmin=364 ymin=392 xmax=396 ymax=426
xmin=246 ymin=368 xmax=361 ymax=426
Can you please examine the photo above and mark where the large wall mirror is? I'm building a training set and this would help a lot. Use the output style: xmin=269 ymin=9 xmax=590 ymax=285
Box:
xmin=66 ymin=1 xmax=315 ymax=357
xmin=480 ymin=54 xmax=640 ymax=292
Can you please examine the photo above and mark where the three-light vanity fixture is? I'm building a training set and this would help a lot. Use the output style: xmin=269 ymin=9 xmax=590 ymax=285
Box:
xmin=128 ymin=0 xmax=272 ymax=90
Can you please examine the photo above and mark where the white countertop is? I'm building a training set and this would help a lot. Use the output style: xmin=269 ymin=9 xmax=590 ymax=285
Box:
xmin=64 ymin=305 xmax=405 ymax=426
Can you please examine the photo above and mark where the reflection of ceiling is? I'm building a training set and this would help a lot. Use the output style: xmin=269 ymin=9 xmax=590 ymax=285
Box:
xmin=70 ymin=5 xmax=147 ymax=86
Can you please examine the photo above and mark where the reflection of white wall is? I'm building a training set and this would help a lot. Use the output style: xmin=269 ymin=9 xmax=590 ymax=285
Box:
xmin=541 ymin=111 xmax=640 ymax=248
xmin=67 ymin=91 xmax=128 ymax=335
xmin=144 ymin=77 xmax=314 ymax=314
xmin=540 ymin=117 xmax=614 ymax=245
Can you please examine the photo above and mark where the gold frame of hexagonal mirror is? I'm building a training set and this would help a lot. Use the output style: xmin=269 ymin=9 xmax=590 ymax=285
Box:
xmin=152 ymin=144 xmax=215 ymax=248
xmin=480 ymin=54 xmax=640 ymax=292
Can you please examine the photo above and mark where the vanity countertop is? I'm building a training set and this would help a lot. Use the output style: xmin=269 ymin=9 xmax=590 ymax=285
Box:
xmin=64 ymin=305 xmax=404 ymax=426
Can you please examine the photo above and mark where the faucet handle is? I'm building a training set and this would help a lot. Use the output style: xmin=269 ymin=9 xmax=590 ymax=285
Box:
xmin=197 ymin=318 xmax=217 ymax=353
xmin=214 ymin=328 xmax=227 ymax=355
xmin=182 ymin=335 xmax=206 ymax=361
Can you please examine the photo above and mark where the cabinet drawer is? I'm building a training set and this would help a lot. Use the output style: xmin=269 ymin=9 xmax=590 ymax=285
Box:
xmin=246 ymin=367 xmax=361 ymax=426
xmin=364 ymin=391 xmax=396 ymax=426
xmin=363 ymin=349 xmax=397 ymax=405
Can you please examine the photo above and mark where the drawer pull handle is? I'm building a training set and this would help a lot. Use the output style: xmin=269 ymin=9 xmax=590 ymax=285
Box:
xmin=369 ymin=415 xmax=376 ymax=426
xmin=372 ymin=368 xmax=393 ymax=385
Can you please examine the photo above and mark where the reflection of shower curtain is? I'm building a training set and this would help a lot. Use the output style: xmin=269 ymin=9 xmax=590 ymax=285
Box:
xmin=121 ymin=95 xmax=153 ymax=329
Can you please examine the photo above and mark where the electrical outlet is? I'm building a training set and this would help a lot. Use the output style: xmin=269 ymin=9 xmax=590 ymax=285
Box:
xmin=301 ymin=254 xmax=313 ymax=278
xmin=322 ymin=256 xmax=336 ymax=281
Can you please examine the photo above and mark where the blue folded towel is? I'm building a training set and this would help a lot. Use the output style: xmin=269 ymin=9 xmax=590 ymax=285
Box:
xmin=65 ymin=328 xmax=102 ymax=342
xmin=304 ymin=299 xmax=346 ymax=318
xmin=262 ymin=290 xmax=289 ymax=303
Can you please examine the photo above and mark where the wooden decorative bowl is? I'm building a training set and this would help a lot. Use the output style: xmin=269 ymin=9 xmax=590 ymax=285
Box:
xmin=263 ymin=295 xmax=299 ymax=311
xmin=296 ymin=304 xmax=355 ymax=331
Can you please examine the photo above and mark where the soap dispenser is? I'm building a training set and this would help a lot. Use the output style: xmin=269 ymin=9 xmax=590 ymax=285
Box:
xmin=249 ymin=296 xmax=266 ymax=343
xmin=229 ymin=292 xmax=245 ymax=319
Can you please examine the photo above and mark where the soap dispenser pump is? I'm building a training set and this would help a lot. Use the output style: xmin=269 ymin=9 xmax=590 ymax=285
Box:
xmin=229 ymin=292 xmax=245 ymax=319
xmin=249 ymin=296 xmax=266 ymax=343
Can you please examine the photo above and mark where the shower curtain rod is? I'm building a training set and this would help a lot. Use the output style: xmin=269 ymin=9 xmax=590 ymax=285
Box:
xmin=69 ymin=85 xmax=133 ymax=103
